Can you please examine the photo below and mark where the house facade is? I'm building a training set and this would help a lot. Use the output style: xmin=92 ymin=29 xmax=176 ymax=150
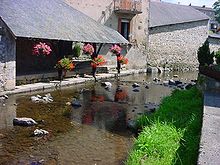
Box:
xmin=209 ymin=34 xmax=220 ymax=53
xmin=148 ymin=1 xmax=209 ymax=70
xmin=192 ymin=5 xmax=218 ymax=32
xmin=0 ymin=19 xmax=16 ymax=91
xmin=65 ymin=0 xmax=150 ymax=69
xmin=0 ymin=0 xmax=128 ymax=92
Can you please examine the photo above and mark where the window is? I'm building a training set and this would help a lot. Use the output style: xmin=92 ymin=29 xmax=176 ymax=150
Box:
xmin=118 ymin=18 xmax=130 ymax=40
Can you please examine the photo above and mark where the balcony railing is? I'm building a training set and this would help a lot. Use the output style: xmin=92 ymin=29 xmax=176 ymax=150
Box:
xmin=114 ymin=0 xmax=142 ymax=14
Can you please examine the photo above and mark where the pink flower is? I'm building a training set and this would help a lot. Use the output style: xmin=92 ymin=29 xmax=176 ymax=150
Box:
xmin=32 ymin=42 xmax=52 ymax=56
xmin=83 ymin=43 xmax=94 ymax=55
xmin=110 ymin=44 xmax=122 ymax=55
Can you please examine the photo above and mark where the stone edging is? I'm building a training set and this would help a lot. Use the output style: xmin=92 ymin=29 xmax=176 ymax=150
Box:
xmin=0 ymin=69 xmax=146 ymax=96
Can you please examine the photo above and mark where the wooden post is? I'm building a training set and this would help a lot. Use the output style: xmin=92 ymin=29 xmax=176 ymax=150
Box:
xmin=91 ymin=43 xmax=103 ymax=82
xmin=116 ymin=54 xmax=121 ymax=74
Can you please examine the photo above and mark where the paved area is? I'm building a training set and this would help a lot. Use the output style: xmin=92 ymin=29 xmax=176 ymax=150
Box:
xmin=198 ymin=91 xmax=220 ymax=165
xmin=0 ymin=69 xmax=146 ymax=96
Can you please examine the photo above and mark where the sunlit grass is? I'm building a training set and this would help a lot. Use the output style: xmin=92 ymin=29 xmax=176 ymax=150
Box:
xmin=127 ymin=87 xmax=203 ymax=165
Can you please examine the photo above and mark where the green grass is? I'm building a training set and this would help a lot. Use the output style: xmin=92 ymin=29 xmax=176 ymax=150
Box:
xmin=126 ymin=87 xmax=203 ymax=165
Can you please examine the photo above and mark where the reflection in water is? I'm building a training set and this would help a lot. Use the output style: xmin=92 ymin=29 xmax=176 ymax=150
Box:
xmin=0 ymin=96 xmax=17 ymax=129
xmin=0 ymin=72 xmax=198 ymax=165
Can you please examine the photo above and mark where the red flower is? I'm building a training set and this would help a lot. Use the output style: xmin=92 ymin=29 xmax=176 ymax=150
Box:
xmin=91 ymin=55 xmax=106 ymax=67
xmin=117 ymin=55 xmax=128 ymax=64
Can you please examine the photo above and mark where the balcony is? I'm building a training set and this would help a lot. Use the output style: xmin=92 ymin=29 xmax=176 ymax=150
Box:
xmin=114 ymin=0 xmax=142 ymax=15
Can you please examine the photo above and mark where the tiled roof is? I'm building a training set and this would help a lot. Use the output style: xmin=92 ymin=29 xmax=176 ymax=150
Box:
xmin=0 ymin=0 xmax=128 ymax=44
xmin=150 ymin=1 xmax=209 ymax=28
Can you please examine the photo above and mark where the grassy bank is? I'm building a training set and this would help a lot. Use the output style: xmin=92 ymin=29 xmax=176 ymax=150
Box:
xmin=126 ymin=87 xmax=203 ymax=165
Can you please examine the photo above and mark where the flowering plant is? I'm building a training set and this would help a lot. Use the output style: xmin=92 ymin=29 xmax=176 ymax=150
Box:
xmin=32 ymin=42 xmax=52 ymax=56
xmin=117 ymin=55 xmax=128 ymax=64
xmin=110 ymin=44 xmax=121 ymax=55
xmin=54 ymin=57 xmax=75 ymax=71
xmin=83 ymin=43 xmax=94 ymax=55
xmin=91 ymin=55 xmax=106 ymax=67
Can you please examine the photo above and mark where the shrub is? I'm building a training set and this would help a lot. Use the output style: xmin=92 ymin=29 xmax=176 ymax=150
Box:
xmin=197 ymin=40 xmax=214 ymax=66
xmin=215 ymin=50 xmax=220 ymax=64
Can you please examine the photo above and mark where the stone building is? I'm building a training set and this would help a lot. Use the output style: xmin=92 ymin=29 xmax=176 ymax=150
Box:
xmin=191 ymin=5 xmax=218 ymax=32
xmin=148 ymin=1 xmax=209 ymax=70
xmin=209 ymin=34 xmax=220 ymax=53
xmin=0 ymin=0 xmax=127 ymax=92
xmin=65 ymin=0 xmax=150 ymax=69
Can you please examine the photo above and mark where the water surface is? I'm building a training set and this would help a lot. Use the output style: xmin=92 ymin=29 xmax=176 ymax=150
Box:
xmin=0 ymin=72 xmax=198 ymax=165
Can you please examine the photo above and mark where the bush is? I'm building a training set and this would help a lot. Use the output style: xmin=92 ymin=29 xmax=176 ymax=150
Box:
xmin=215 ymin=50 xmax=220 ymax=64
xmin=197 ymin=40 xmax=214 ymax=66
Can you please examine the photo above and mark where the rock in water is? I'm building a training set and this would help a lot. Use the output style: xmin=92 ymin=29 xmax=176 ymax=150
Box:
xmin=163 ymin=81 xmax=169 ymax=86
xmin=101 ymin=82 xmax=112 ymax=88
xmin=132 ymin=83 xmax=140 ymax=88
xmin=31 ymin=93 xmax=53 ymax=103
xmin=168 ymin=79 xmax=176 ymax=86
xmin=175 ymin=80 xmax=182 ymax=85
xmin=3 ymin=95 xmax=8 ymax=99
xmin=31 ymin=96 xmax=41 ymax=103
xmin=127 ymin=120 xmax=137 ymax=130
xmin=13 ymin=117 xmax=38 ymax=126
xmin=133 ymin=88 xmax=140 ymax=92
xmin=71 ymin=100 xmax=82 ymax=107
xmin=34 ymin=129 xmax=49 ymax=136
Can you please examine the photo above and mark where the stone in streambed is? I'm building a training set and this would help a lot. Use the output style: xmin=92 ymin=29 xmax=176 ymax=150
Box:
xmin=33 ymin=129 xmax=49 ymax=136
xmin=13 ymin=117 xmax=38 ymax=126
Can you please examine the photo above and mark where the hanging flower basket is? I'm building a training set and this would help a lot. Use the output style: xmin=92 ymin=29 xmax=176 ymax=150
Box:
xmin=91 ymin=55 xmax=106 ymax=68
xmin=110 ymin=44 xmax=121 ymax=55
xmin=117 ymin=55 xmax=128 ymax=65
xmin=54 ymin=57 xmax=75 ymax=80
xmin=32 ymin=42 xmax=52 ymax=56
xmin=83 ymin=43 xmax=94 ymax=55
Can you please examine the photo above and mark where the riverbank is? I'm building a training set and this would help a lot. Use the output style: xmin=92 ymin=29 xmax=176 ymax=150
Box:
xmin=0 ymin=69 xmax=146 ymax=96
xmin=126 ymin=87 xmax=203 ymax=165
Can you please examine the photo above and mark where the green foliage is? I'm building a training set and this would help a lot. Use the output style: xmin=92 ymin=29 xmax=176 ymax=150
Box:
xmin=127 ymin=87 xmax=203 ymax=165
xmin=197 ymin=40 xmax=214 ymax=66
xmin=215 ymin=50 xmax=220 ymax=64
xmin=213 ymin=0 xmax=220 ymax=23
xmin=73 ymin=43 xmax=82 ymax=57
xmin=127 ymin=122 xmax=183 ymax=165
xmin=54 ymin=57 xmax=74 ymax=71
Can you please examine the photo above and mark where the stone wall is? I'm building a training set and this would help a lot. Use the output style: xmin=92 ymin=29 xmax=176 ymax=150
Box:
xmin=0 ymin=19 xmax=16 ymax=92
xmin=209 ymin=36 xmax=220 ymax=53
xmin=148 ymin=20 xmax=208 ymax=70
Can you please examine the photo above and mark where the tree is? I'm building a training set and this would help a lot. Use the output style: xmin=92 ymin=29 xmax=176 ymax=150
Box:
xmin=197 ymin=40 xmax=214 ymax=66
xmin=213 ymin=0 xmax=220 ymax=23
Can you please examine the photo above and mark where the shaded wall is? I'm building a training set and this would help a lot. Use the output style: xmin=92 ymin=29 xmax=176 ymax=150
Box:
xmin=0 ymin=19 xmax=16 ymax=91
xmin=149 ymin=20 xmax=208 ymax=70
xmin=16 ymin=38 xmax=72 ymax=75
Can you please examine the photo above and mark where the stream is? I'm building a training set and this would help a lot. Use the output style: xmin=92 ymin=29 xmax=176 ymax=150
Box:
xmin=0 ymin=72 xmax=198 ymax=165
